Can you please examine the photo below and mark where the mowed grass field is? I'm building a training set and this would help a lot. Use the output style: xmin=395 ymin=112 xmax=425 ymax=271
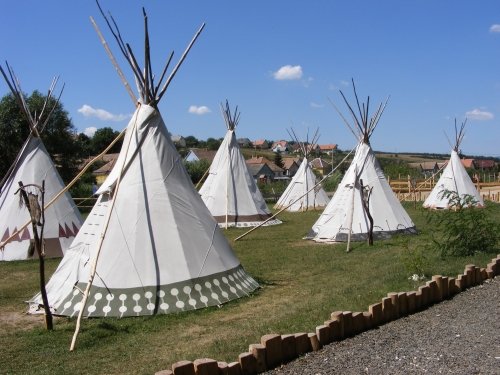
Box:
xmin=1 ymin=202 xmax=499 ymax=375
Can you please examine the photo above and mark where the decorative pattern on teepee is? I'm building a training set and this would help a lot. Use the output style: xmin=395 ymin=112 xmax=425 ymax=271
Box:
xmin=306 ymin=80 xmax=417 ymax=242
xmin=0 ymin=64 xmax=83 ymax=261
xmin=423 ymin=120 xmax=485 ymax=209
xmin=199 ymin=101 xmax=282 ymax=228
xmin=29 ymin=6 xmax=258 ymax=320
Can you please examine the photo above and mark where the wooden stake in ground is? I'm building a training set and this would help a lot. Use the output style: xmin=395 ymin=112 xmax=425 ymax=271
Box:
xmin=15 ymin=180 xmax=52 ymax=330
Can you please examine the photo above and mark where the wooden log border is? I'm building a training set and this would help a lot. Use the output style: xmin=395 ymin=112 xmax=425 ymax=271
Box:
xmin=156 ymin=257 xmax=500 ymax=375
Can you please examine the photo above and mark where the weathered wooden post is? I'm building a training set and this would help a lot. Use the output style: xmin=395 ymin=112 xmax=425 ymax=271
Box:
xmin=16 ymin=180 xmax=53 ymax=330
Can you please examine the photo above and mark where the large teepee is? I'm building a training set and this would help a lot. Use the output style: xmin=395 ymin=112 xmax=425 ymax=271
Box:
xmin=274 ymin=128 xmax=330 ymax=211
xmin=199 ymin=101 xmax=281 ymax=228
xmin=0 ymin=64 xmax=83 ymax=261
xmin=306 ymin=82 xmax=417 ymax=243
xmin=423 ymin=120 xmax=485 ymax=209
xmin=29 ymin=7 xmax=258 ymax=320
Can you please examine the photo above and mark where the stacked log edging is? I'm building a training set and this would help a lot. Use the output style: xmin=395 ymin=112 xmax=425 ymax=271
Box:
xmin=155 ymin=256 xmax=500 ymax=375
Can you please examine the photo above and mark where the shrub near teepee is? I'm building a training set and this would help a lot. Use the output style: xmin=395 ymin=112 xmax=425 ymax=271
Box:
xmin=428 ymin=190 xmax=500 ymax=257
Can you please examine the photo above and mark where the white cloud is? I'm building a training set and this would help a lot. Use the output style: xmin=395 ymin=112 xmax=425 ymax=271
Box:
xmin=188 ymin=105 xmax=211 ymax=115
xmin=83 ymin=127 xmax=97 ymax=137
xmin=465 ymin=109 xmax=494 ymax=121
xmin=78 ymin=105 xmax=131 ymax=121
xmin=340 ymin=80 xmax=349 ymax=86
xmin=311 ymin=102 xmax=324 ymax=108
xmin=273 ymin=65 xmax=303 ymax=80
xmin=489 ymin=24 xmax=500 ymax=33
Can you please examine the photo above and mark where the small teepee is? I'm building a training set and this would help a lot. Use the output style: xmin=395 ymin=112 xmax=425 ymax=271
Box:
xmin=199 ymin=101 xmax=281 ymax=228
xmin=274 ymin=127 xmax=330 ymax=211
xmin=29 ymin=6 xmax=258 ymax=322
xmin=306 ymin=81 xmax=417 ymax=243
xmin=423 ymin=120 xmax=485 ymax=209
xmin=0 ymin=63 xmax=83 ymax=261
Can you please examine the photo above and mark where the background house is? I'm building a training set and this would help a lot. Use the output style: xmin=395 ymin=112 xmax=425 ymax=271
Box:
xmin=461 ymin=158 xmax=475 ymax=169
xmin=246 ymin=163 xmax=275 ymax=184
xmin=237 ymin=138 xmax=252 ymax=147
xmin=319 ymin=144 xmax=338 ymax=155
xmin=309 ymin=157 xmax=332 ymax=176
xmin=246 ymin=156 xmax=286 ymax=181
xmin=252 ymin=140 xmax=269 ymax=149
xmin=475 ymin=159 xmax=495 ymax=171
xmin=282 ymin=158 xmax=300 ymax=178
xmin=409 ymin=161 xmax=439 ymax=176
xmin=184 ymin=149 xmax=217 ymax=163
xmin=171 ymin=135 xmax=186 ymax=148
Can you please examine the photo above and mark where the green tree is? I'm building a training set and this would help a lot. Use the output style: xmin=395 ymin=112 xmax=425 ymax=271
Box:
xmin=185 ymin=135 xmax=199 ymax=148
xmin=206 ymin=137 xmax=221 ymax=151
xmin=91 ymin=127 xmax=123 ymax=155
xmin=76 ymin=133 xmax=92 ymax=158
xmin=274 ymin=150 xmax=284 ymax=169
xmin=383 ymin=162 xmax=420 ymax=180
xmin=0 ymin=91 xmax=79 ymax=184
xmin=183 ymin=158 xmax=210 ymax=184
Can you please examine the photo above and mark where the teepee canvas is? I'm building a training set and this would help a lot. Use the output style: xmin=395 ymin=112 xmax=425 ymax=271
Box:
xmin=423 ymin=121 xmax=485 ymax=209
xmin=199 ymin=102 xmax=281 ymax=228
xmin=30 ymin=8 xmax=258 ymax=319
xmin=306 ymin=82 xmax=417 ymax=242
xmin=0 ymin=64 xmax=83 ymax=261
xmin=274 ymin=128 xmax=330 ymax=211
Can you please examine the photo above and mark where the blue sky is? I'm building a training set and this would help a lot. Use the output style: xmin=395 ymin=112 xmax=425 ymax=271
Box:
xmin=1 ymin=1 xmax=499 ymax=156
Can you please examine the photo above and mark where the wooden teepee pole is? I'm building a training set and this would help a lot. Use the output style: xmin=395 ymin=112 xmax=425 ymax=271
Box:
xmin=70 ymin=111 xmax=139 ymax=351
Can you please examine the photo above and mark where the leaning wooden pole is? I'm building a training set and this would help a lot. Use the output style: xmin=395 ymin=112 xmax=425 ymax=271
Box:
xmin=90 ymin=16 xmax=137 ymax=107
xmin=0 ymin=128 xmax=126 ymax=251
xmin=70 ymin=112 xmax=138 ymax=352
xmin=195 ymin=166 xmax=211 ymax=189
xmin=234 ymin=147 xmax=356 ymax=242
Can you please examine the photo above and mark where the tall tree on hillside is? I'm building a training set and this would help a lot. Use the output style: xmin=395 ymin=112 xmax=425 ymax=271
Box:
xmin=274 ymin=149 xmax=284 ymax=169
xmin=0 ymin=91 xmax=79 ymax=183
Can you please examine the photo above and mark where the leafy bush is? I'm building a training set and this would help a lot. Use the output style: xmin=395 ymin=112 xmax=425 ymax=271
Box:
xmin=183 ymin=158 xmax=210 ymax=184
xmin=323 ymin=170 xmax=343 ymax=192
xmin=427 ymin=190 xmax=500 ymax=257
xmin=392 ymin=233 xmax=427 ymax=278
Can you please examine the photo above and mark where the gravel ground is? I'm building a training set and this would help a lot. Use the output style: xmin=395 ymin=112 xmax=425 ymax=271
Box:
xmin=266 ymin=277 xmax=500 ymax=375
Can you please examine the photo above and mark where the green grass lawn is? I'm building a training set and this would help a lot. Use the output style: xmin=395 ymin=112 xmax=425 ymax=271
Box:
xmin=1 ymin=202 xmax=498 ymax=374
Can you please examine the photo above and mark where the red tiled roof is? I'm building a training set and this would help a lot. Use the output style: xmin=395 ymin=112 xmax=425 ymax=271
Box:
xmin=271 ymin=141 xmax=288 ymax=149
xmin=189 ymin=149 xmax=217 ymax=163
xmin=461 ymin=159 xmax=475 ymax=168
xmin=93 ymin=159 xmax=117 ymax=174
xmin=282 ymin=158 xmax=300 ymax=170
xmin=318 ymin=144 xmax=337 ymax=150
xmin=475 ymin=160 xmax=495 ymax=168
xmin=252 ymin=140 xmax=267 ymax=146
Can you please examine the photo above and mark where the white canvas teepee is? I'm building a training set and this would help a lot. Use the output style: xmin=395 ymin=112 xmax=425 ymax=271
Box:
xmin=199 ymin=102 xmax=281 ymax=228
xmin=306 ymin=82 xmax=417 ymax=242
xmin=0 ymin=65 xmax=83 ymax=261
xmin=423 ymin=121 xmax=485 ymax=209
xmin=274 ymin=128 xmax=329 ymax=211
xmin=30 ymin=9 xmax=258 ymax=318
